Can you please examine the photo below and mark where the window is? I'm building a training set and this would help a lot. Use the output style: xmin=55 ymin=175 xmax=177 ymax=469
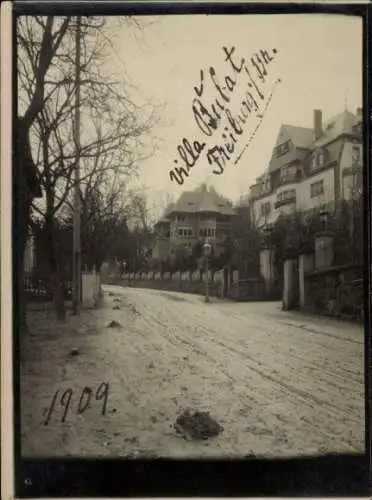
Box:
xmin=260 ymin=202 xmax=271 ymax=216
xmin=310 ymin=150 xmax=326 ymax=170
xmin=316 ymin=151 xmax=322 ymax=167
xmin=199 ymin=228 xmax=215 ymax=238
xmin=281 ymin=165 xmax=297 ymax=181
xmin=352 ymin=146 xmax=361 ymax=165
xmin=310 ymin=180 xmax=324 ymax=198
xmin=277 ymin=189 xmax=296 ymax=203
xmin=257 ymin=177 xmax=270 ymax=195
xmin=178 ymin=228 xmax=193 ymax=238
xmin=206 ymin=228 xmax=216 ymax=238
xmin=275 ymin=141 xmax=290 ymax=158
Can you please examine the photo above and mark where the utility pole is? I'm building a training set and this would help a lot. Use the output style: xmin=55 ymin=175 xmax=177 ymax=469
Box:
xmin=72 ymin=15 xmax=82 ymax=315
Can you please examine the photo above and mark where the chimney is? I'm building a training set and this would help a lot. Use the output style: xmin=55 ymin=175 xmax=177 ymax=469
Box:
xmin=314 ymin=109 xmax=323 ymax=140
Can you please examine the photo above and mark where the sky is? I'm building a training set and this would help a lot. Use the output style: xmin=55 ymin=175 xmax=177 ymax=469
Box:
xmin=104 ymin=14 xmax=362 ymax=212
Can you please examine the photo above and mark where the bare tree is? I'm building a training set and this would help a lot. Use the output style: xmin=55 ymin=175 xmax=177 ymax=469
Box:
xmin=63 ymin=168 xmax=127 ymax=272
xmin=17 ymin=15 xmax=161 ymax=318
xmin=17 ymin=16 xmax=72 ymax=328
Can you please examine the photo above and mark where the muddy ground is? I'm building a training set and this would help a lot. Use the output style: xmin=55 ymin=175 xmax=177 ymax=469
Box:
xmin=20 ymin=286 xmax=365 ymax=458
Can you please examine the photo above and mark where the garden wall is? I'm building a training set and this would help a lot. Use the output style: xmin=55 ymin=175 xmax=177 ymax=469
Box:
xmin=103 ymin=269 xmax=268 ymax=302
xmin=303 ymin=263 xmax=363 ymax=321
xmin=103 ymin=275 xmax=222 ymax=298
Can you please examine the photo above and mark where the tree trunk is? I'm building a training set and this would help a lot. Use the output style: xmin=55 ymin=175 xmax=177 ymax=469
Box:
xmin=45 ymin=210 xmax=66 ymax=321
xmin=16 ymin=175 xmax=32 ymax=336
xmin=18 ymin=235 xmax=27 ymax=335
xmin=16 ymin=120 xmax=36 ymax=335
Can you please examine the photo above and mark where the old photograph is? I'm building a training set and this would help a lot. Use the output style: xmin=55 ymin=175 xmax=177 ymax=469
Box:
xmin=16 ymin=13 xmax=365 ymax=460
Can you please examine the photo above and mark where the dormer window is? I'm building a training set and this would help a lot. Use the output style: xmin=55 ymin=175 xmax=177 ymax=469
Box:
xmin=258 ymin=177 xmax=270 ymax=194
xmin=275 ymin=140 xmax=290 ymax=158
xmin=310 ymin=149 xmax=327 ymax=171
xmin=317 ymin=150 xmax=325 ymax=166
xmin=281 ymin=165 xmax=297 ymax=182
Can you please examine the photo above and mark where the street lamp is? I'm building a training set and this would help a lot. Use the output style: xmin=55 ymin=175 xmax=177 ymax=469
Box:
xmin=203 ymin=240 xmax=212 ymax=303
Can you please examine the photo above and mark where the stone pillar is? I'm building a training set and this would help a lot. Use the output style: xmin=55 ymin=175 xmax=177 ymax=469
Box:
xmin=314 ymin=231 xmax=334 ymax=270
xmin=227 ymin=269 xmax=231 ymax=290
xmin=259 ymin=247 xmax=275 ymax=296
xmin=101 ymin=261 xmax=110 ymax=280
xmin=282 ymin=258 xmax=298 ymax=310
xmin=299 ymin=253 xmax=314 ymax=308
xmin=233 ymin=269 xmax=239 ymax=284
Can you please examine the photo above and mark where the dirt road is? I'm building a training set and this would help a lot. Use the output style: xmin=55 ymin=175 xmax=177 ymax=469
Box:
xmin=20 ymin=286 xmax=365 ymax=458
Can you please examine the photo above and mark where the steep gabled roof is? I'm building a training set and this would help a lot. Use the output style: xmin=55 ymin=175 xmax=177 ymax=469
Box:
xmin=168 ymin=183 xmax=235 ymax=216
xmin=281 ymin=124 xmax=313 ymax=149
xmin=198 ymin=189 xmax=221 ymax=212
xmin=267 ymin=110 xmax=360 ymax=174
xmin=268 ymin=124 xmax=312 ymax=173
xmin=312 ymin=110 xmax=358 ymax=148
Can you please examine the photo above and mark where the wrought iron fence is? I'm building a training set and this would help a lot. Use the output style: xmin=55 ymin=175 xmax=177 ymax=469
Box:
xmin=24 ymin=276 xmax=73 ymax=302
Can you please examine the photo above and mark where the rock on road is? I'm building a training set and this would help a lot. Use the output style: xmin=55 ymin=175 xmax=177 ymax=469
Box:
xmin=21 ymin=285 xmax=365 ymax=458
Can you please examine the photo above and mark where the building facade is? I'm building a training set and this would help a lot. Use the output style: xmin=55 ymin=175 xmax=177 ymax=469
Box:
xmin=152 ymin=184 xmax=236 ymax=262
xmin=249 ymin=107 xmax=363 ymax=228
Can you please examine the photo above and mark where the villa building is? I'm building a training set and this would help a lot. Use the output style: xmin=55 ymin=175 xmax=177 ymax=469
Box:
xmin=249 ymin=107 xmax=363 ymax=228
xmin=152 ymin=184 xmax=236 ymax=262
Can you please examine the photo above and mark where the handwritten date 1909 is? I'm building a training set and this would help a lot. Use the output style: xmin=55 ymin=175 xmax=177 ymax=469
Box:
xmin=43 ymin=382 xmax=109 ymax=425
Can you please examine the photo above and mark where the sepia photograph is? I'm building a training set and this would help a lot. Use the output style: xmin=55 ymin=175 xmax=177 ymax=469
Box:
xmin=12 ymin=5 xmax=367 ymax=486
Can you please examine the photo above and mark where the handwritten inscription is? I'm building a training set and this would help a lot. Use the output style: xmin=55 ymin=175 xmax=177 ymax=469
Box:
xmin=169 ymin=47 xmax=281 ymax=185
xmin=43 ymin=382 xmax=109 ymax=425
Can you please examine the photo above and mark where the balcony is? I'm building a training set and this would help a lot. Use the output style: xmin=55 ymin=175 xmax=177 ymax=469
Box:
xmin=278 ymin=171 xmax=302 ymax=186
xmin=274 ymin=194 xmax=296 ymax=209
